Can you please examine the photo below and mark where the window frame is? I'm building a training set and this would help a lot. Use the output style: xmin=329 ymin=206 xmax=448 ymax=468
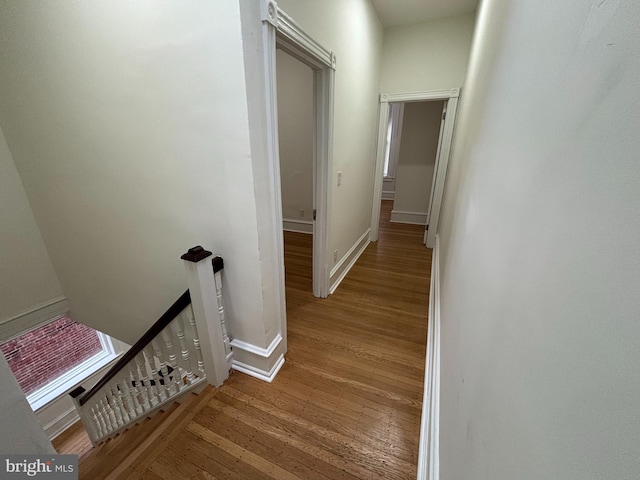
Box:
xmin=0 ymin=312 xmax=127 ymax=411
xmin=27 ymin=329 xmax=126 ymax=411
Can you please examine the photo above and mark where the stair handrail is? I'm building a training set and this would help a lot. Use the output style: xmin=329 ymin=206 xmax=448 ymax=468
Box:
xmin=77 ymin=289 xmax=192 ymax=406
xmin=68 ymin=247 xmax=232 ymax=446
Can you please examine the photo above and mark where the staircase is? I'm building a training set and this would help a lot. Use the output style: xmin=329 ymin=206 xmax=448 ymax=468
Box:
xmin=54 ymin=386 xmax=218 ymax=479
xmin=60 ymin=246 xmax=232 ymax=466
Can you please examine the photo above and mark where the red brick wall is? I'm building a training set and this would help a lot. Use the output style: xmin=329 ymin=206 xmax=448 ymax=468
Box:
xmin=0 ymin=316 xmax=103 ymax=396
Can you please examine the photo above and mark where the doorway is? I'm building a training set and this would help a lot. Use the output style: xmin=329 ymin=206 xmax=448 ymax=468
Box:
xmin=371 ymin=89 xmax=460 ymax=248
xmin=276 ymin=49 xmax=314 ymax=294
xmin=267 ymin=6 xmax=335 ymax=299
xmin=381 ymin=100 xmax=446 ymax=245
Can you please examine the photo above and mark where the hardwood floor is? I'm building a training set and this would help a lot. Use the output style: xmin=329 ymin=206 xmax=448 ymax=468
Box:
xmin=57 ymin=200 xmax=432 ymax=479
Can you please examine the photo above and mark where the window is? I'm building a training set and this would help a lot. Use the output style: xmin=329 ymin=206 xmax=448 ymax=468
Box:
xmin=0 ymin=316 xmax=123 ymax=410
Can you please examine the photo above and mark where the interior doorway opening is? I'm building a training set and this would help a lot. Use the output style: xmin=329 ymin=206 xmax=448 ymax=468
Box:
xmin=381 ymin=100 xmax=446 ymax=245
xmin=371 ymin=89 xmax=460 ymax=248
xmin=276 ymin=48 xmax=315 ymax=294
xmin=267 ymin=8 xmax=335 ymax=299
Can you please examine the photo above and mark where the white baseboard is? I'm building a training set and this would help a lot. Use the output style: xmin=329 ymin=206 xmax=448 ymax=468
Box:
xmin=230 ymin=334 xmax=282 ymax=358
xmin=329 ymin=228 xmax=371 ymax=294
xmin=43 ymin=407 xmax=78 ymax=441
xmin=418 ymin=235 xmax=441 ymax=480
xmin=283 ymin=218 xmax=313 ymax=234
xmin=390 ymin=210 xmax=428 ymax=225
xmin=382 ymin=191 xmax=395 ymax=200
xmin=230 ymin=334 xmax=285 ymax=383
xmin=232 ymin=354 xmax=285 ymax=383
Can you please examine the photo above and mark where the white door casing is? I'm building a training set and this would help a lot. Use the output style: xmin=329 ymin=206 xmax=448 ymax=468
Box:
xmin=261 ymin=0 xmax=335 ymax=298
xmin=371 ymin=89 xmax=460 ymax=248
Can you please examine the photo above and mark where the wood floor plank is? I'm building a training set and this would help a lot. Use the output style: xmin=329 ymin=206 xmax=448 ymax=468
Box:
xmin=230 ymin=382 xmax=417 ymax=463
xmin=194 ymin=407 xmax=347 ymax=480
xmin=137 ymin=471 xmax=163 ymax=480
xmin=203 ymin=397 xmax=393 ymax=480
xmin=187 ymin=422 xmax=303 ymax=480
xmin=176 ymin=430 xmax=283 ymax=480
xmin=118 ymin=385 xmax=219 ymax=480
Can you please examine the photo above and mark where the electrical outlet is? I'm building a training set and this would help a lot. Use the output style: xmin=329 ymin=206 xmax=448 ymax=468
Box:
xmin=333 ymin=249 xmax=338 ymax=262
xmin=299 ymin=209 xmax=305 ymax=218
xmin=337 ymin=171 xmax=342 ymax=186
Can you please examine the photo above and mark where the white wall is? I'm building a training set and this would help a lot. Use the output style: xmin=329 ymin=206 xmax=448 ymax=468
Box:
xmin=276 ymin=49 xmax=314 ymax=223
xmin=380 ymin=12 xmax=476 ymax=93
xmin=0 ymin=353 xmax=55 ymax=454
xmin=0 ymin=1 xmax=269 ymax=350
xmin=437 ymin=0 xmax=640 ymax=478
xmin=276 ymin=0 xmax=384 ymax=267
xmin=392 ymin=101 xmax=444 ymax=219
xmin=0 ymin=126 xmax=64 ymax=322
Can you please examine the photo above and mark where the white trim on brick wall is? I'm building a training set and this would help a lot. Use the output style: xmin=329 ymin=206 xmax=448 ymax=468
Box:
xmin=0 ymin=298 xmax=130 ymax=439
xmin=28 ymin=333 xmax=123 ymax=411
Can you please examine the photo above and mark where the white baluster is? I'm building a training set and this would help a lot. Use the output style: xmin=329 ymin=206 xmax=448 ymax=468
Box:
xmin=100 ymin=399 xmax=114 ymax=432
xmin=134 ymin=354 xmax=153 ymax=409
xmin=161 ymin=328 xmax=182 ymax=394
xmin=172 ymin=314 xmax=194 ymax=384
xmin=186 ymin=305 xmax=206 ymax=376
xmin=106 ymin=396 xmax=118 ymax=431
xmin=152 ymin=339 xmax=172 ymax=399
xmin=213 ymin=262 xmax=232 ymax=357
xmin=144 ymin=345 xmax=165 ymax=401
xmin=117 ymin=376 xmax=135 ymax=421
xmin=127 ymin=368 xmax=144 ymax=415
xmin=114 ymin=381 xmax=131 ymax=424
xmin=106 ymin=383 xmax=124 ymax=428
xmin=91 ymin=404 xmax=105 ymax=438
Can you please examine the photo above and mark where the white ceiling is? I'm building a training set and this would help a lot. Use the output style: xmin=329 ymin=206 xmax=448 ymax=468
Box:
xmin=371 ymin=0 xmax=478 ymax=28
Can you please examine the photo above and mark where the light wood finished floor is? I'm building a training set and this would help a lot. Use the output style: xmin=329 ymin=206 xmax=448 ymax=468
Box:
xmin=54 ymin=200 xmax=432 ymax=479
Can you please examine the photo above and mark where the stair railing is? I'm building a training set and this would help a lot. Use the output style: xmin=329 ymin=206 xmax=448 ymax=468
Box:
xmin=69 ymin=246 xmax=231 ymax=445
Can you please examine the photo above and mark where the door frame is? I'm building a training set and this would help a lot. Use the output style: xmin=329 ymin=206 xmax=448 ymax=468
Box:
xmin=261 ymin=1 xmax=334 ymax=298
xmin=424 ymin=102 xmax=447 ymax=245
xmin=370 ymin=88 xmax=460 ymax=248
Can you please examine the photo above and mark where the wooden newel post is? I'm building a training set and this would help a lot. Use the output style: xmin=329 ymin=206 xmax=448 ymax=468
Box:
xmin=181 ymin=246 xmax=229 ymax=387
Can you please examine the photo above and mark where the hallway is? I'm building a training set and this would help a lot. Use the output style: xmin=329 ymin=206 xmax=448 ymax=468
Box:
xmin=69 ymin=200 xmax=432 ymax=479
